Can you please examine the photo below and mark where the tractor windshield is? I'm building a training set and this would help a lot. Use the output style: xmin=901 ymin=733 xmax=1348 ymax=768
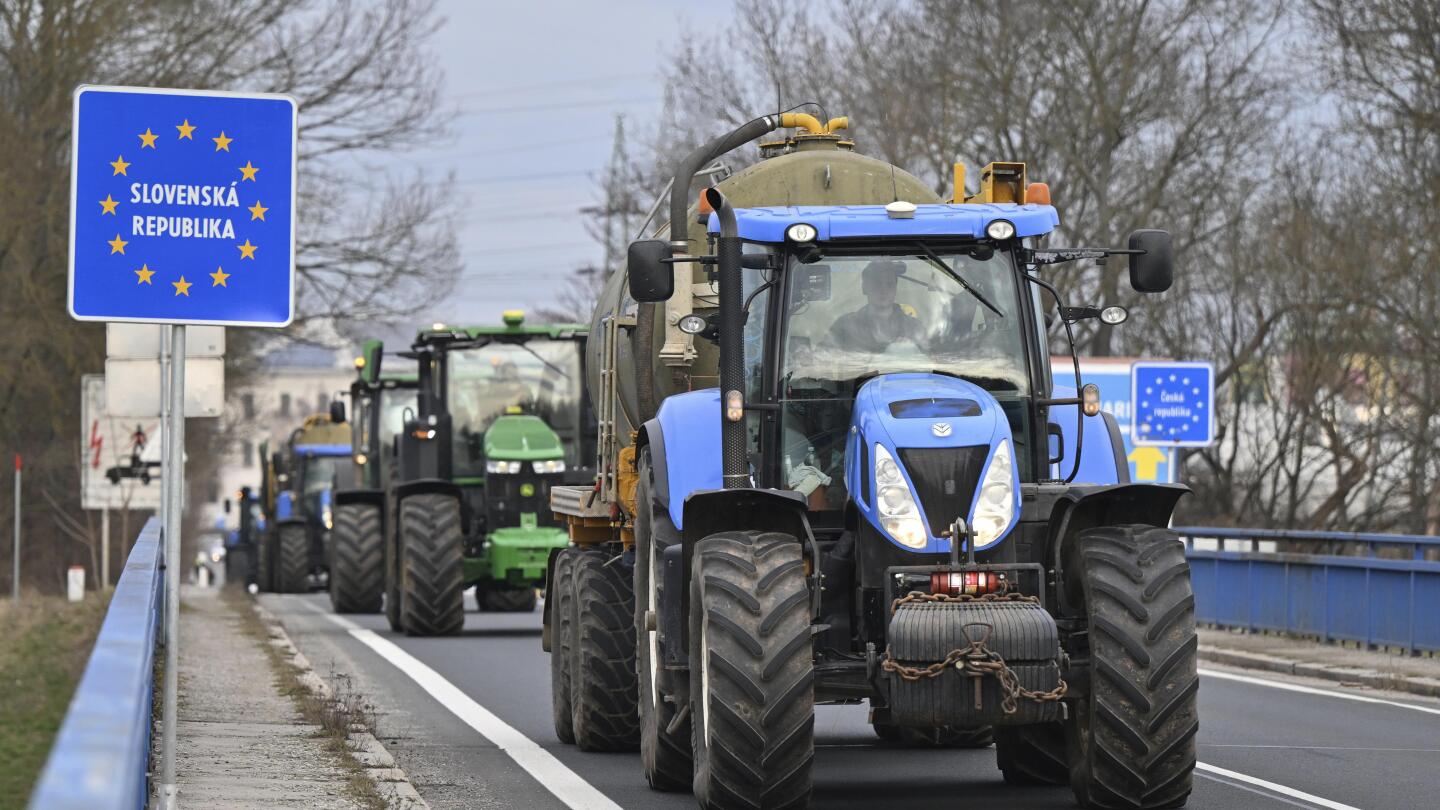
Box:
xmin=775 ymin=249 xmax=1034 ymax=508
xmin=447 ymin=339 xmax=583 ymax=476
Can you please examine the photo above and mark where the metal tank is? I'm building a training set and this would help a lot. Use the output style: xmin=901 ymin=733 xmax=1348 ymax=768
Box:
xmin=586 ymin=120 xmax=943 ymax=450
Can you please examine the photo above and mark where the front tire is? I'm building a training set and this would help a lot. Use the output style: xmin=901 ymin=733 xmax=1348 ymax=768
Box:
xmin=1067 ymin=525 xmax=1198 ymax=810
xmin=690 ymin=531 xmax=813 ymax=810
xmin=635 ymin=449 xmax=692 ymax=790
xmin=275 ymin=524 xmax=310 ymax=594
xmin=330 ymin=503 xmax=383 ymax=613
xmin=570 ymin=549 xmax=639 ymax=752
xmin=398 ymin=494 xmax=465 ymax=636
xmin=995 ymin=723 xmax=1069 ymax=785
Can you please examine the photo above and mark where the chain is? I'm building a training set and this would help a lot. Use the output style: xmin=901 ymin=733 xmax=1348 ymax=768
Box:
xmin=881 ymin=596 xmax=1068 ymax=715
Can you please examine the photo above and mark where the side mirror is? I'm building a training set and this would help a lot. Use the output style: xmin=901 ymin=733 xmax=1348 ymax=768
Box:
xmin=798 ymin=264 xmax=831 ymax=302
xmin=627 ymin=239 xmax=673 ymax=303
xmin=223 ymin=498 xmax=232 ymax=514
xmin=1047 ymin=423 xmax=1065 ymax=466
xmin=329 ymin=400 xmax=346 ymax=424
xmin=1127 ymin=229 xmax=1173 ymax=293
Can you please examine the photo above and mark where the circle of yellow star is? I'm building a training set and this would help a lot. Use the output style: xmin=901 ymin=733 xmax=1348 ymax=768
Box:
xmin=99 ymin=195 xmax=118 ymax=215
xmin=173 ymin=276 xmax=192 ymax=296
xmin=209 ymin=266 xmax=231 ymax=287
xmin=237 ymin=239 xmax=257 ymax=259
xmin=213 ymin=131 xmax=233 ymax=152
xmin=247 ymin=200 xmax=268 ymax=221
xmin=110 ymin=155 xmax=130 ymax=176
xmin=138 ymin=128 xmax=158 ymax=149
xmin=238 ymin=161 xmax=259 ymax=181
xmin=107 ymin=234 xmax=128 ymax=254
xmin=135 ymin=264 xmax=155 ymax=284
xmin=176 ymin=119 xmax=196 ymax=140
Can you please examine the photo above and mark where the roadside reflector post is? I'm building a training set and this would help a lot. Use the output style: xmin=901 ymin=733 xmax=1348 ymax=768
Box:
xmin=67 ymin=565 xmax=85 ymax=602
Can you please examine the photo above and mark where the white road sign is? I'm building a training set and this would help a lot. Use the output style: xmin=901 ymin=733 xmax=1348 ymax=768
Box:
xmin=82 ymin=374 xmax=162 ymax=510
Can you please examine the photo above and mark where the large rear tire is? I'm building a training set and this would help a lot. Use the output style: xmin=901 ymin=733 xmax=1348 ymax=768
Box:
xmin=275 ymin=524 xmax=310 ymax=594
xmin=570 ymin=549 xmax=640 ymax=752
xmin=398 ymin=494 xmax=465 ymax=636
xmin=551 ymin=548 xmax=578 ymax=744
xmin=384 ymin=526 xmax=403 ymax=632
xmin=690 ymin=531 xmax=814 ymax=810
xmin=478 ymin=586 xmax=537 ymax=612
xmin=1067 ymin=525 xmax=1198 ymax=810
xmin=330 ymin=503 xmax=383 ymax=613
xmin=995 ymin=723 xmax=1070 ymax=785
xmin=635 ymin=449 xmax=692 ymax=790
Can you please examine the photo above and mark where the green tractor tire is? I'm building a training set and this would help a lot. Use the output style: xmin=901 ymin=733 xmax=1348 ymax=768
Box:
xmin=275 ymin=524 xmax=310 ymax=594
xmin=478 ymin=586 xmax=537 ymax=612
xmin=330 ymin=503 xmax=384 ymax=613
xmin=398 ymin=494 xmax=465 ymax=636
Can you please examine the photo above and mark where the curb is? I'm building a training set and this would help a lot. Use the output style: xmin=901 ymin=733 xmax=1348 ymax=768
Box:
xmin=1199 ymin=644 xmax=1440 ymax=699
xmin=252 ymin=601 xmax=430 ymax=809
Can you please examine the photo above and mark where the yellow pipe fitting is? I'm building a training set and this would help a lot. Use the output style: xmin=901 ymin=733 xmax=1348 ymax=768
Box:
xmin=825 ymin=116 xmax=849 ymax=134
xmin=779 ymin=112 xmax=826 ymax=135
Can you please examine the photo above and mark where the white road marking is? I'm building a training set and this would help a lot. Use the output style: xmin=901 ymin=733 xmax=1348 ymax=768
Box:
xmin=1196 ymin=763 xmax=1363 ymax=810
xmin=301 ymin=601 xmax=622 ymax=810
xmin=1200 ymin=667 xmax=1440 ymax=717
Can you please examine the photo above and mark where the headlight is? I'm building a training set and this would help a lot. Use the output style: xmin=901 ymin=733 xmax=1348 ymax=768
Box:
xmin=873 ymin=444 xmax=927 ymax=549
xmin=785 ymin=223 xmax=817 ymax=242
xmin=486 ymin=460 xmax=522 ymax=474
xmin=970 ymin=439 xmax=1015 ymax=547
xmin=985 ymin=219 xmax=1016 ymax=240
xmin=531 ymin=459 xmax=566 ymax=474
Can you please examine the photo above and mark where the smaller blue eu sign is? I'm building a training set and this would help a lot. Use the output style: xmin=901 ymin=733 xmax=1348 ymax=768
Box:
xmin=68 ymin=85 xmax=297 ymax=327
xmin=1131 ymin=361 xmax=1215 ymax=447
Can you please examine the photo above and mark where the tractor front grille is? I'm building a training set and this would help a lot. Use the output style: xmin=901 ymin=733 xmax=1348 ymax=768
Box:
xmin=899 ymin=446 xmax=988 ymax=537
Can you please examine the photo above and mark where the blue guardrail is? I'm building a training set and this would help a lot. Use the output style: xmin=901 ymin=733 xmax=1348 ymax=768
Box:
xmin=1179 ymin=526 xmax=1440 ymax=654
xmin=29 ymin=517 xmax=163 ymax=810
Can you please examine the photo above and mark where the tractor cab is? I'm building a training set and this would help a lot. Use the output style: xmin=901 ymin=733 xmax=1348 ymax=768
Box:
xmin=340 ymin=340 xmax=418 ymax=491
xmin=257 ymin=413 xmax=353 ymax=593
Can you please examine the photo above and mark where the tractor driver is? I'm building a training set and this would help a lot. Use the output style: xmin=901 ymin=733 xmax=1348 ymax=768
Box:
xmin=827 ymin=260 xmax=922 ymax=353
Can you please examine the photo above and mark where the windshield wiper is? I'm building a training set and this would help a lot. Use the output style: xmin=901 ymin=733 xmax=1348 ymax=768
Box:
xmin=513 ymin=341 xmax=572 ymax=380
xmin=912 ymin=243 xmax=1004 ymax=317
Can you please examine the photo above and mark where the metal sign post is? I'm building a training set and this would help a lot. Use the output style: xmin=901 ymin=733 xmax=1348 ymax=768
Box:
xmin=68 ymin=84 xmax=297 ymax=810
xmin=160 ymin=324 xmax=185 ymax=807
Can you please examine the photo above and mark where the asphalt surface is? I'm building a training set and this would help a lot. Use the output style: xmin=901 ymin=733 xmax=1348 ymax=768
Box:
xmin=262 ymin=592 xmax=1440 ymax=810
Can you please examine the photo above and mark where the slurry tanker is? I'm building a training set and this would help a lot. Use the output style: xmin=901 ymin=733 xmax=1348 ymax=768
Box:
xmin=548 ymin=112 xmax=1194 ymax=810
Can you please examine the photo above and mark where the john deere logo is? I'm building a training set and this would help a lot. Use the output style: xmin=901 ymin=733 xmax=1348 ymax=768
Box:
xmin=931 ymin=422 xmax=952 ymax=437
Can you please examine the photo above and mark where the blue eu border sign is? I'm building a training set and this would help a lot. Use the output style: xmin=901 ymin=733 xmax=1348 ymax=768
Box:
xmin=68 ymin=85 xmax=297 ymax=327
xmin=1131 ymin=361 xmax=1215 ymax=447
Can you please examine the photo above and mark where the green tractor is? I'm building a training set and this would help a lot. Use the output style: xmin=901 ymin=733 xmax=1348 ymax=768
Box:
xmin=256 ymin=413 xmax=354 ymax=593
xmin=384 ymin=311 xmax=592 ymax=635
xmin=328 ymin=341 xmax=419 ymax=613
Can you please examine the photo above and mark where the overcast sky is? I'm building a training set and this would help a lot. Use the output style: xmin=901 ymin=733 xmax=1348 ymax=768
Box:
xmin=402 ymin=0 xmax=733 ymax=327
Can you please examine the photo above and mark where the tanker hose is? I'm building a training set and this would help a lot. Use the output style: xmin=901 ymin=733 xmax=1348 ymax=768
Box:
xmin=635 ymin=113 xmax=783 ymax=423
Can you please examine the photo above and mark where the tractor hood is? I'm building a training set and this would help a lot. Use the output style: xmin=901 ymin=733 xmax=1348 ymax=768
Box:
xmin=846 ymin=373 xmax=1020 ymax=554
xmin=483 ymin=414 xmax=563 ymax=460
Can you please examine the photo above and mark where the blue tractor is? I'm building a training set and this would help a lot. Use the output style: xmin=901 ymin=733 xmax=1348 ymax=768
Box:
xmin=617 ymin=117 xmax=1196 ymax=809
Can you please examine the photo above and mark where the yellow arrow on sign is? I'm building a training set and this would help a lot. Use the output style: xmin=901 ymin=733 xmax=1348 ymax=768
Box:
xmin=1128 ymin=446 xmax=1167 ymax=481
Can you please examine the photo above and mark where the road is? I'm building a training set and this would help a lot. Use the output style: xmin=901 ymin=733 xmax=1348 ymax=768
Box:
xmin=262 ymin=593 xmax=1440 ymax=810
